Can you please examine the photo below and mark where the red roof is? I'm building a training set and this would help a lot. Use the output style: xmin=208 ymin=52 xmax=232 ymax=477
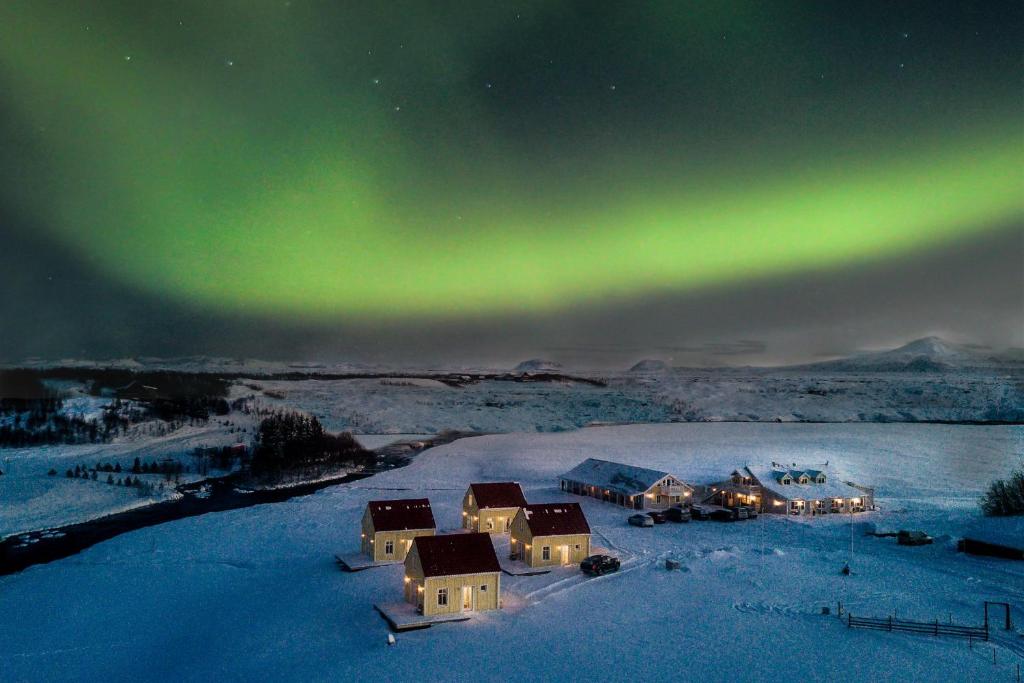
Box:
xmin=412 ymin=533 xmax=500 ymax=577
xmin=520 ymin=503 xmax=590 ymax=537
xmin=469 ymin=482 xmax=527 ymax=509
xmin=367 ymin=498 xmax=436 ymax=532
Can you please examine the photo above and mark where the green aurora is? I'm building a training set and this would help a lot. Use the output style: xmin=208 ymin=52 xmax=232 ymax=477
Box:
xmin=0 ymin=2 xmax=1020 ymax=321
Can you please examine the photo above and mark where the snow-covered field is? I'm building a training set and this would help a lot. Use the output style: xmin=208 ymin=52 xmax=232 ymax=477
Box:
xmin=0 ymin=418 xmax=254 ymax=539
xmin=1 ymin=423 xmax=1021 ymax=682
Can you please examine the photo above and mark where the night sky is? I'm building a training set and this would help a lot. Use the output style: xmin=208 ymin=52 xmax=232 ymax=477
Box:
xmin=1 ymin=2 xmax=1021 ymax=366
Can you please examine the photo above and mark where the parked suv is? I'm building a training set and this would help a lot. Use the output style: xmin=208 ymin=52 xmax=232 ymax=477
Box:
xmin=646 ymin=510 xmax=667 ymax=524
xmin=729 ymin=507 xmax=749 ymax=521
xmin=581 ymin=554 xmax=621 ymax=576
xmin=628 ymin=513 xmax=654 ymax=527
xmin=666 ymin=506 xmax=691 ymax=523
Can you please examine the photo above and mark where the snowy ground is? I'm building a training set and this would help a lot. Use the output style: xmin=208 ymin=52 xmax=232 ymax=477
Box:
xmin=0 ymin=416 xmax=255 ymax=539
xmin=1 ymin=423 xmax=1021 ymax=682
xmin=244 ymin=364 xmax=1023 ymax=434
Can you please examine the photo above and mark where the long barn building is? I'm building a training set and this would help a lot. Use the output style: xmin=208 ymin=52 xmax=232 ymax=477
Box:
xmin=559 ymin=458 xmax=693 ymax=510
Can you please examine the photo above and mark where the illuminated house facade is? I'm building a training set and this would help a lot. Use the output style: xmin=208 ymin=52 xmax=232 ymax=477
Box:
xmin=705 ymin=464 xmax=874 ymax=515
xmin=403 ymin=533 xmax=501 ymax=616
xmin=360 ymin=498 xmax=436 ymax=562
xmin=461 ymin=482 xmax=528 ymax=533
xmin=559 ymin=458 xmax=693 ymax=509
xmin=509 ymin=503 xmax=591 ymax=567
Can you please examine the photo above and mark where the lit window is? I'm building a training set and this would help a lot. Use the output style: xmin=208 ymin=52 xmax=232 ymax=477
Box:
xmin=542 ymin=546 xmax=551 ymax=561
xmin=486 ymin=518 xmax=494 ymax=530
xmin=437 ymin=588 xmax=448 ymax=606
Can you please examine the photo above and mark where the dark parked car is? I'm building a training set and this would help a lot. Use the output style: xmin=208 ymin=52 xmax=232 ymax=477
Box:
xmin=728 ymin=507 xmax=749 ymax=521
xmin=897 ymin=530 xmax=934 ymax=546
xmin=646 ymin=510 xmax=667 ymax=524
xmin=689 ymin=505 xmax=711 ymax=521
xmin=742 ymin=506 xmax=758 ymax=519
xmin=581 ymin=554 xmax=621 ymax=576
xmin=628 ymin=513 xmax=654 ymax=527
xmin=666 ymin=506 xmax=691 ymax=523
xmin=709 ymin=508 xmax=734 ymax=522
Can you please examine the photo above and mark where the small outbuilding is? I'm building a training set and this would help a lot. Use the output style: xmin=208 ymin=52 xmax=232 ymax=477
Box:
xmin=361 ymin=498 xmax=436 ymax=562
xmin=404 ymin=533 xmax=501 ymax=616
xmin=462 ymin=482 xmax=528 ymax=533
xmin=559 ymin=458 xmax=693 ymax=509
xmin=510 ymin=503 xmax=591 ymax=567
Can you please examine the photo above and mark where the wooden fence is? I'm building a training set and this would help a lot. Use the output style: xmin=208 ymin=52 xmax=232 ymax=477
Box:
xmin=847 ymin=613 xmax=988 ymax=641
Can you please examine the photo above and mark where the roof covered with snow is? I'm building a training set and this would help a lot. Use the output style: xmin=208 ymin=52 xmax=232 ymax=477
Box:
xmin=412 ymin=532 xmax=501 ymax=577
xmin=560 ymin=458 xmax=685 ymax=496
xmin=468 ymin=482 xmax=527 ymax=509
xmin=743 ymin=465 xmax=866 ymax=501
xmin=366 ymin=498 xmax=435 ymax=532
xmin=519 ymin=503 xmax=590 ymax=537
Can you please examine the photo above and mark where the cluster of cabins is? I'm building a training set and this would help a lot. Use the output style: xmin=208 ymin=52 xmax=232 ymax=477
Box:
xmin=359 ymin=459 xmax=873 ymax=620
xmin=362 ymin=482 xmax=591 ymax=617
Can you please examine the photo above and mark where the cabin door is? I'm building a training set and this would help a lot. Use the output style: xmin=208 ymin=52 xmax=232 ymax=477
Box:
xmin=560 ymin=545 xmax=569 ymax=565
xmin=462 ymin=585 xmax=473 ymax=611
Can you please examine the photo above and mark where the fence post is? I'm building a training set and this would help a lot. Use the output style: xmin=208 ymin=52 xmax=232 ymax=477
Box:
xmin=888 ymin=616 xmax=892 ymax=632
xmin=934 ymin=619 xmax=938 ymax=636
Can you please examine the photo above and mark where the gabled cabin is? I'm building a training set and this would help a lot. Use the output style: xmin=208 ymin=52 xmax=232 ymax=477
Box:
xmin=403 ymin=533 xmax=501 ymax=616
xmin=509 ymin=503 xmax=591 ymax=567
xmin=361 ymin=498 xmax=436 ymax=562
xmin=704 ymin=464 xmax=874 ymax=516
xmin=462 ymin=482 xmax=528 ymax=533
xmin=559 ymin=458 xmax=693 ymax=509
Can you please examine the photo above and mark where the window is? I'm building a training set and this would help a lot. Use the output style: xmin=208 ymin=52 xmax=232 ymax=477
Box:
xmin=486 ymin=518 xmax=494 ymax=530
xmin=480 ymin=584 xmax=487 ymax=592
xmin=437 ymin=588 xmax=448 ymax=606
xmin=384 ymin=540 xmax=394 ymax=555
xmin=504 ymin=517 xmax=511 ymax=532
xmin=574 ymin=544 xmax=581 ymax=550
xmin=542 ymin=546 xmax=551 ymax=561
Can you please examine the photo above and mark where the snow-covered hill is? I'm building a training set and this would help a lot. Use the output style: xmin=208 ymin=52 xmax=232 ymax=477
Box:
xmin=512 ymin=358 xmax=563 ymax=374
xmin=628 ymin=359 xmax=670 ymax=373
xmin=800 ymin=337 xmax=1020 ymax=372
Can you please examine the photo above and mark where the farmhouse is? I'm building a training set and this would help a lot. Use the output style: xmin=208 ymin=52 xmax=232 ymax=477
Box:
xmin=462 ymin=482 xmax=528 ymax=533
xmin=559 ymin=458 xmax=693 ymax=509
xmin=510 ymin=503 xmax=591 ymax=567
xmin=361 ymin=498 xmax=436 ymax=562
xmin=403 ymin=533 xmax=501 ymax=616
xmin=704 ymin=463 xmax=874 ymax=516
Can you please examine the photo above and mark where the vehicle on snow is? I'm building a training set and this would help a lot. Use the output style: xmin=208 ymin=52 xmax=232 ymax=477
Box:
xmin=628 ymin=513 xmax=654 ymax=527
xmin=581 ymin=554 xmax=621 ymax=575
xmin=646 ymin=510 xmax=667 ymax=524
xmin=666 ymin=506 xmax=691 ymax=523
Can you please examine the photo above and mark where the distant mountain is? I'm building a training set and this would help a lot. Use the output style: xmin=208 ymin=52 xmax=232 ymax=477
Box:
xmin=512 ymin=359 xmax=563 ymax=374
xmin=799 ymin=336 xmax=1014 ymax=372
xmin=628 ymin=359 xmax=670 ymax=373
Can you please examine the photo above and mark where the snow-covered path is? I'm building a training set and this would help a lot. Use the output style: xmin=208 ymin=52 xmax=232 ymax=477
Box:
xmin=0 ymin=423 xmax=1021 ymax=682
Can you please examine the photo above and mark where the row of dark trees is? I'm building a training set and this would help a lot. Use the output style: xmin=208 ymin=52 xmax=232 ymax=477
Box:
xmin=250 ymin=410 xmax=372 ymax=476
xmin=981 ymin=468 xmax=1024 ymax=516
xmin=1 ymin=369 xmax=235 ymax=448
